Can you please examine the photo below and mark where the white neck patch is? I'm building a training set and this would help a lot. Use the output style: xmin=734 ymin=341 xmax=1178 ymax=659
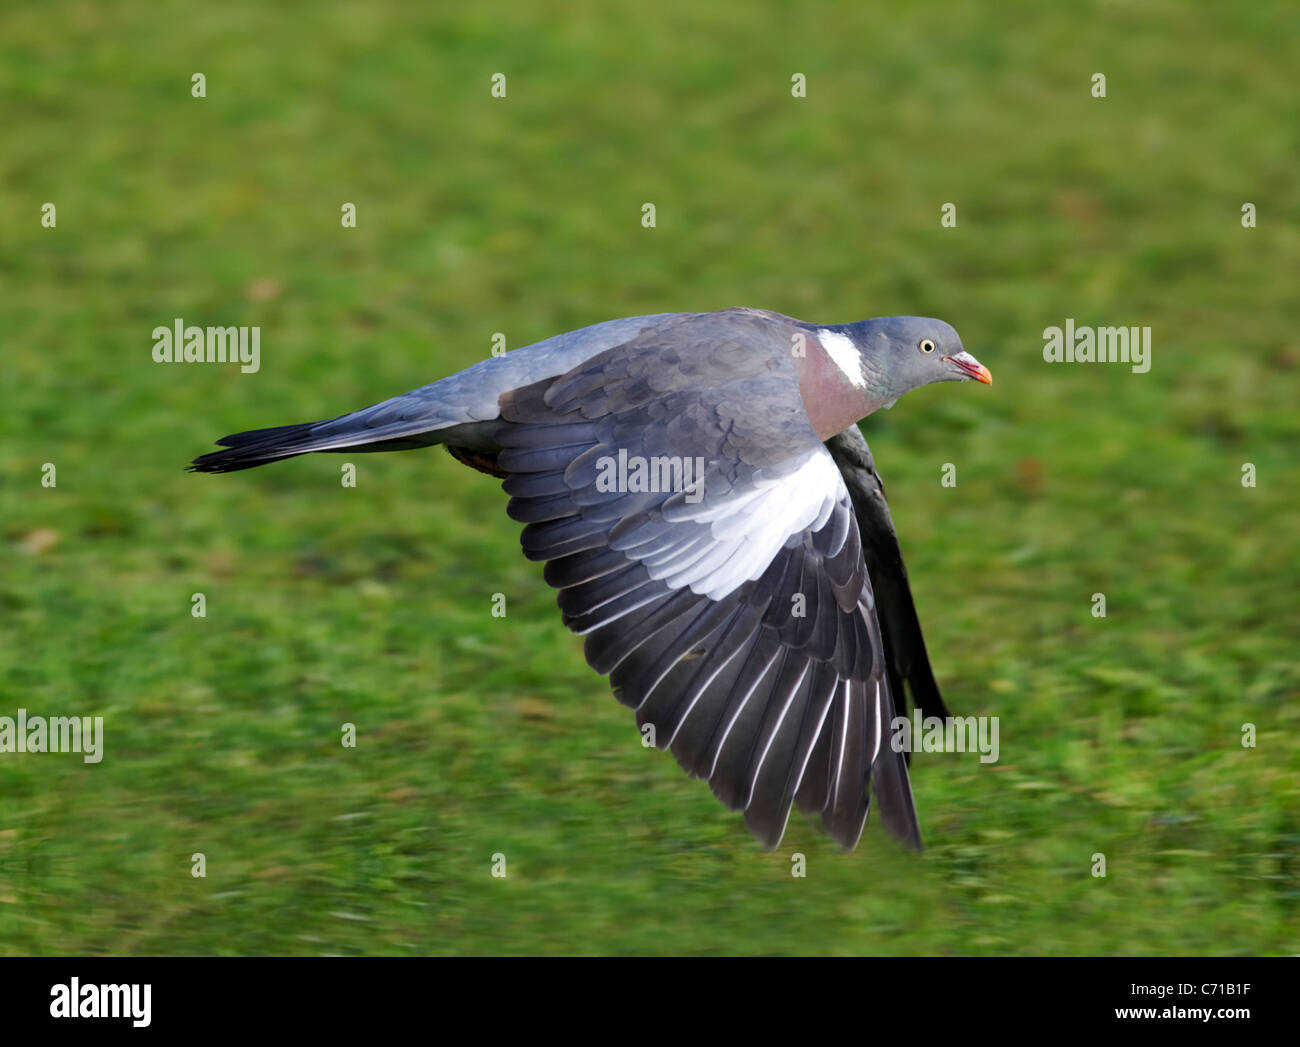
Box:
xmin=816 ymin=329 xmax=865 ymax=388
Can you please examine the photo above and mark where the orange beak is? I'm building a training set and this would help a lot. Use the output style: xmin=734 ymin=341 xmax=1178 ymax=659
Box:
xmin=945 ymin=351 xmax=992 ymax=385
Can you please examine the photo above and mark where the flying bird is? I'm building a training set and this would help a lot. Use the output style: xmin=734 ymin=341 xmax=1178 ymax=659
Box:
xmin=191 ymin=308 xmax=991 ymax=851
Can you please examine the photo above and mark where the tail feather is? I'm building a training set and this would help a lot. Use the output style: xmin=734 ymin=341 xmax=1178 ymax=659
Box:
xmin=188 ymin=401 xmax=479 ymax=472
xmin=189 ymin=314 xmax=684 ymax=475
xmin=189 ymin=420 xmax=329 ymax=473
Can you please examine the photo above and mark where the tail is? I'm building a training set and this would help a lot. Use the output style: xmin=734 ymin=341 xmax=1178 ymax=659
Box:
xmin=187 ymin=378 xmax=493 ymax=474
xmin=189 ymin=314 xmax=686 ymax=474
xmin=188 ymin=416 xmax=447 ymax=473
xmin=189 ymin=421 xmax=329 ymax=473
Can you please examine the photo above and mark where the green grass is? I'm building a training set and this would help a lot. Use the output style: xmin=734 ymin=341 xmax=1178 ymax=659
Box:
xmin=1 ymin=0 xmax=1297 ymax=955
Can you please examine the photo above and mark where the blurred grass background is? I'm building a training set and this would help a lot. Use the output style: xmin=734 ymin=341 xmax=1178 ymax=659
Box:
xmin=1 ymin=0 xmax=1298 ymax=955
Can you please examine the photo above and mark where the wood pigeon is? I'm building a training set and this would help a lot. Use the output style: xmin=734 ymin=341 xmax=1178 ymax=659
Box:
xmin=191 ymin=308 xmax=991 ymax=851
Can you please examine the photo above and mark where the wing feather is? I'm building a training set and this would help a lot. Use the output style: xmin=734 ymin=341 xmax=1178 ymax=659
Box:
xmin=495 ymin=313 xmax=926 ymax=850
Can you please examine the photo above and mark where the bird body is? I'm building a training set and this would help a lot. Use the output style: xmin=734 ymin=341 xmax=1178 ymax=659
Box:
xmin=192 ymin=308 xmax=990 ymax=851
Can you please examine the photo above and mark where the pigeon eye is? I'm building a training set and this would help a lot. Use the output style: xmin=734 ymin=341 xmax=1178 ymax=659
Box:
xmin=919 ymin=339 xmax=936 ymax=353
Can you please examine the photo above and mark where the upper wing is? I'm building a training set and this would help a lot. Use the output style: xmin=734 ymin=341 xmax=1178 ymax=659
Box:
xmin=495 ymin=313 xmax=922 ymax=850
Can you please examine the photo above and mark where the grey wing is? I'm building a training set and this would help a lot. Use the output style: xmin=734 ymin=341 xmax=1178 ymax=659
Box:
xmin=496 ymin=319 xmax=922 ymax=850
xmin=824 ymin=425 xmax=949 ymax=725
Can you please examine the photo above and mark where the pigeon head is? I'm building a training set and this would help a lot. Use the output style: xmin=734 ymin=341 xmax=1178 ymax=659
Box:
xmin=797 ymin=315 xmax=991 ymax=439
xmin=855 ymin=316 xmax=991 ymax=397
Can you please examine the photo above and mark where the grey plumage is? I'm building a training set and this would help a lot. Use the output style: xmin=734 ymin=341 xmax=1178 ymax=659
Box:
xmin=191 ymin=307 xmax=991 ymax=851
